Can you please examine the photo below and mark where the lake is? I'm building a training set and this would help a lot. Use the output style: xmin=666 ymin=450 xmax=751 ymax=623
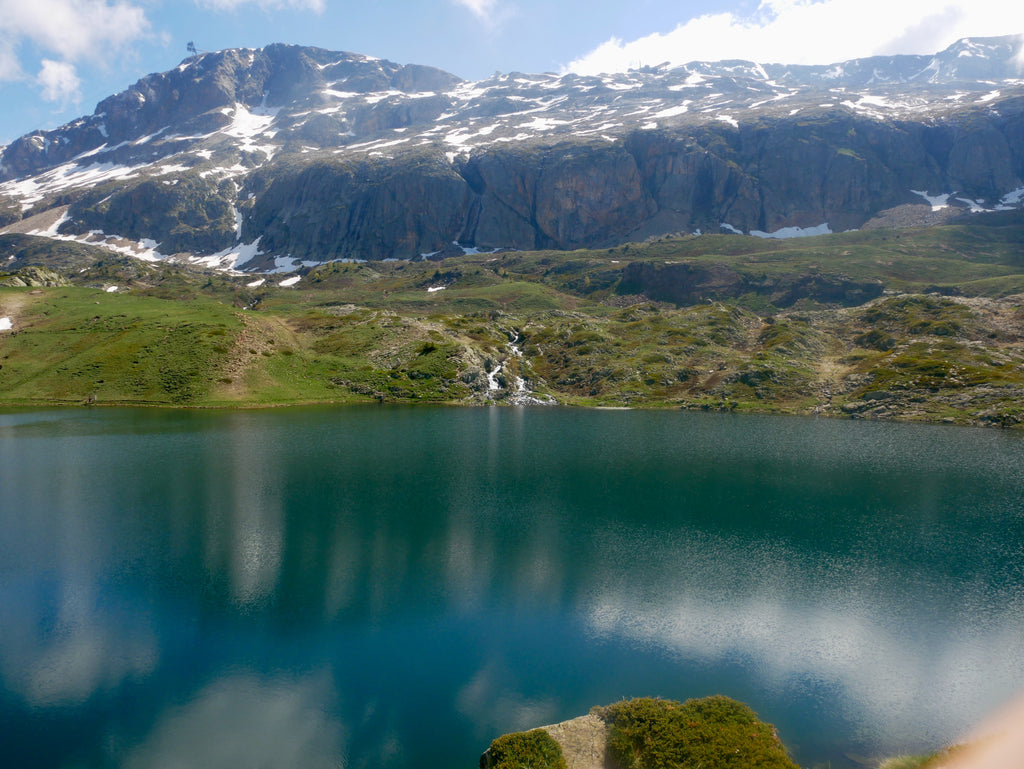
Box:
xmin=1 ymin=406 xmax=1022 ymax=769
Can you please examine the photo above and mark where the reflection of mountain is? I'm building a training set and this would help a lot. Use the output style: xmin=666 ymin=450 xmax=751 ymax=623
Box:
xmin=2 ymin=408 xmax=1024 ymax=767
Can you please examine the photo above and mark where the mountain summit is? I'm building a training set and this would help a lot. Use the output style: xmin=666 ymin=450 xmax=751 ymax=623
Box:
xmin=1 ymin=37 xmax=1023 ymax=270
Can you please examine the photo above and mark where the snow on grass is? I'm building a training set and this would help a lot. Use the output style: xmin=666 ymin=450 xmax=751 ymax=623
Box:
xmin=911 ymin=190 xmax=951 ymax=210
xmin=491 ymin=133 xmax=533 ymax=143
xmin=268 ymin=256 xmax=325 ymax=274
xmin=653 ymin=103 xmax=691 ymax=119
xmin=322 ymin=89 xmax=360 ymax=99
xmin=154 ymin=164 xmax=191 ymax=176
xmin=105 ymin=285 xmax=120 ymax=293
xmin=192 ymin=239 xmax=264 ymax=271
xmin=427 ymin=286 xmax=446 ymax=293
xmin=17 ymin=220 xmax=170 ymax=264
xmin=978 ymin=90 xmax=1001 ymax=103
xmin=246 ymin=278 xmax=266 ymax=288
xmin=602 ymin=80 xmax=643 ymax=91
xmin=956 ymin=197 xmax=987 ymax=213
xmin=0 ymin=317 xmax=12 ymax=331
xmin=716 ymin=115 xmax=739 ymax=128
xmin=279 ymin=275 xmax=301 ymax=287
xmin=641 ymin=122 xmax=658 ymax=130
xmin=751 ymin=223 xmax=832 ymax=239
xmin=720 ymin=223 xmax=743 ymax=234
xmin=518 ymin=116 xmax=568 ymax=131
xmin=364 ymin=91 xmax=404 ymax=104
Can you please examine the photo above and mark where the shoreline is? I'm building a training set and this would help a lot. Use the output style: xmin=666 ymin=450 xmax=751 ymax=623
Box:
xmin=1 ymin=396 xmax=1021 ymax=431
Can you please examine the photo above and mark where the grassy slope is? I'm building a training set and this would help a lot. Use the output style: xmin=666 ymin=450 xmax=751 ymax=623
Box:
xmin=1 ymin=218 xmax=1023 ymax=425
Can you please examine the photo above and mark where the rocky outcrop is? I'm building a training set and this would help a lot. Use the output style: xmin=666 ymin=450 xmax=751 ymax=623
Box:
xmin=541 ymin=715 xmax=615 ymax=769
xmin=478 ymin=715 xmax=614 ymax=769
xmin=0 ymin=266 xmax=69 ymax=287
xmin=60 ymin=175 xmax=237 ymax=255
xmin=617 ymin=260 xmax=883 ymax=307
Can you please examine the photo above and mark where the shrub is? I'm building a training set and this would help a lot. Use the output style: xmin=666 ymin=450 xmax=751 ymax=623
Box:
xmin=605 ymin=696 xmax=798 ymax=769
xmin=486 ymin=729 xmax=567 ymax=769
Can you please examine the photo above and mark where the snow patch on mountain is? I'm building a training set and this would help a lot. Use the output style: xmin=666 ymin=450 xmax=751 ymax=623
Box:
xmin=222 ymin=101 xmax=280 ymax=160
xmin=998 ymin=186 xmax=1024 ymax=208
xmin=1 ymin=161 xmax=144 ymax=210
xmin=751 ymin=223 xmax=833 ymax=239
xmin=912 ymin=190 xmax=951 ymax=210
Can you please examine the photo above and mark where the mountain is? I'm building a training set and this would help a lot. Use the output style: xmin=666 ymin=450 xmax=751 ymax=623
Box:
xmin=1 ymin=37 xmax=1023 ymax=270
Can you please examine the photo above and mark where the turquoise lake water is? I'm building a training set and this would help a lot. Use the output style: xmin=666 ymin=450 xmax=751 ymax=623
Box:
xmin=1 ymin=406 xmax=1023 ymax=769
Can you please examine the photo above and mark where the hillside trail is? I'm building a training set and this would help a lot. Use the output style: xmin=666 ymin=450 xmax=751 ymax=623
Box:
xmin=0 ymin=289 xmax=38 ymax=329
xmin=813 ymin=354 xmax=851 ymax=410
xmin=215 ymin=311 xmax=304 ymax=401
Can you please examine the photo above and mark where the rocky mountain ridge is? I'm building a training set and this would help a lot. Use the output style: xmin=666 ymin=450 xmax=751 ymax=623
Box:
xmin=1 ymin=36 xmax=1023 ymax=270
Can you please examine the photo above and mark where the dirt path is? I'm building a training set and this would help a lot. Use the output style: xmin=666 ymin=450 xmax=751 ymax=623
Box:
xmin=0 ymin=289 xmax=37 ymax=332
xmin=214 ymin=312 xmax=303 ymax=400
xmin=815 ymin=355 xmax=848 ymax=396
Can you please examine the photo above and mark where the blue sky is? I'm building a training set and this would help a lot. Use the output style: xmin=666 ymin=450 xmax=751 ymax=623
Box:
xmin=1 ymin=0 xmax=1022 ymax=145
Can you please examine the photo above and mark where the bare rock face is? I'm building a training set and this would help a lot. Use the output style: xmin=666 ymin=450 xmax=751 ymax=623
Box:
xmin=541 ymin=714 xmax=616 ymax=769
xmin=245 ymin=153 xmax=472 ymax=260
xmin=478 ymin=715 xmax=615 ymax=769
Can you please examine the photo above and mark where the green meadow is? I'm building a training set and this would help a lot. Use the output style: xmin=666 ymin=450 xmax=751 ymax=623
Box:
xmin=2 ymin=215 xmax=1023 ymax=425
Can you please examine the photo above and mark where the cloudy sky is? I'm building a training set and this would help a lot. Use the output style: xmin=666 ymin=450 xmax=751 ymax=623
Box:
xmin=1 ymin=0 xmax=1023 ymax=144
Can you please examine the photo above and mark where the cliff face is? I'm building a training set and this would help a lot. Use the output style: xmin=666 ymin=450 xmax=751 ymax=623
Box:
xmin=230 ymin=106 xmax=1024 ymax=260
xmin=2 ymin=39 xmax=1023 ymax=266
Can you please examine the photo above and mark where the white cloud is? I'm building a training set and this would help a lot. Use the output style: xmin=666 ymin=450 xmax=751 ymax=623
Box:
xmin=0 ymin=36 xmax=21 ymax=81
xmin=0 ymin=0 xmax=151 ymax=101
xmin=0 ymin=0 xmax=150 ymax=63
xmin=197 ymin=0 xmax=326 ymax=10
xmin=37 ymin=59 xmax=82 ymax=105
xmin=566 ymin=0 xmax=1024 ymax=75
xmin=452 ymin=0 xmax=500 ymax=24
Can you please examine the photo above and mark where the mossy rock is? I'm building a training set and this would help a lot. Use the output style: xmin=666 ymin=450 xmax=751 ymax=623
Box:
xmin=482 ymin=729 xmax=568 ymax=769
xmin=604 ymin=696 xmax=798 ymax=769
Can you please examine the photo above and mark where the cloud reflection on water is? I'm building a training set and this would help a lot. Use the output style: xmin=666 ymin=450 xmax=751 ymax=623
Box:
xmin=580 ymin=524 xmax=1024 ymax=750
xmin=3 ymin=407 xmax=1023 ymax=768
xmin=121 ymin=673 xmax=345 ymax=769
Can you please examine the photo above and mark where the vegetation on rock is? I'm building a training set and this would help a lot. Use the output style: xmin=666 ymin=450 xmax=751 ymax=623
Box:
xmin=483 ymin=729 xmax=568 ymax=769
xmin=601 ymin=696 xmax=798 ymax=769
